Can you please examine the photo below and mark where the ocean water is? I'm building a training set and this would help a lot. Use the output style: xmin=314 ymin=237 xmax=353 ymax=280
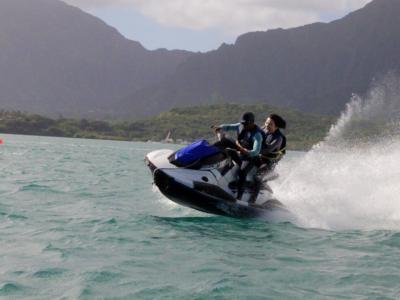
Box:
xmin=2 ymin=78 xmax=400 ymax=299
xmin=0 ymin=133 xmax=399 ymax=300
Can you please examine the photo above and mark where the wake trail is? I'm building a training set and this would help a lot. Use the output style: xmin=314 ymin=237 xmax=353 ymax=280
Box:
xmin=272 ymin=73 xmax=400 ymax=230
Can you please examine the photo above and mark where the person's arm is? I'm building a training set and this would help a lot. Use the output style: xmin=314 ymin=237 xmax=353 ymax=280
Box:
xmin=247 ymin=132 xmax=262 ymax=157
xmin=236 ymin=132 xmax=262 ymax=157
xmin=264 ymin=134 xmax=283 ymax=154
xmin=219 ymin=123 xmax=241 ymax=133
xmin=218 ymin=123 xmax=241 ymax=134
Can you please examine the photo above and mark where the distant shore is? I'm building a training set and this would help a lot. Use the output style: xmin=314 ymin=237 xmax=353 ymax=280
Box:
xmin=0 ymin=104 xmax=335 ymax=150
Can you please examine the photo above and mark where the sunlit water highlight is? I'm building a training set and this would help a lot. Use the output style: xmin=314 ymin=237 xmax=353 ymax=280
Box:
xmin=1 ymin=77 xmax=400 ymax=298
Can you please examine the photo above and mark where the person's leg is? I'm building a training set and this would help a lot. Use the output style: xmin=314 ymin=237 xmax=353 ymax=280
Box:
xmin=248 ymin=158 xmax=264 ymax=204
xmin=214 ymin=137 xmax=241 ymax=165
xmin=236 ymin=158 xmax=256 ymax=200
xmin=248 ymin=179 xmax=260 ymax=204
xmin=248 ymin=159 xmax=277 ymax=203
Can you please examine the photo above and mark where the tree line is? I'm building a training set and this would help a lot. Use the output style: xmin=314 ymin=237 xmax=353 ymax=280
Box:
xmin=0 ymin=104 xmax=336 ymax=150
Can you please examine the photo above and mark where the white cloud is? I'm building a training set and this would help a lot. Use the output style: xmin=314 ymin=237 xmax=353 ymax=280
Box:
xmin=63 ymin=0 xmax=372 ymax=35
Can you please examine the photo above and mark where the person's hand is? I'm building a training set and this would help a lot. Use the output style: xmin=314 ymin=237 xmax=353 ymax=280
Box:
xmin=211 ymin=125 xmax=221 ymax=133
xmin=235 ymin=141 xmax=248 ymax=154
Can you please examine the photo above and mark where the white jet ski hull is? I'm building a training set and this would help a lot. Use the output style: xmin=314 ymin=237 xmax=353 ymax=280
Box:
xmin=145 ymin=149 xmax=288 ymax=218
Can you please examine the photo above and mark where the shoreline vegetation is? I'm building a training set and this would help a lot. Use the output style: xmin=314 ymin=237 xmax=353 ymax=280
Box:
xmin=0 ymin=104 xmax=335 ymax=150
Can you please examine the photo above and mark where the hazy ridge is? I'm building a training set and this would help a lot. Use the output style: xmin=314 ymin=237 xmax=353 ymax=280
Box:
xmin=119 ymin=0 xmax=400 ymax=117
xmin=1 ymin=0 xmax=400 ymax=119
xmin=0 ymin=0 xmax=192 ymax=117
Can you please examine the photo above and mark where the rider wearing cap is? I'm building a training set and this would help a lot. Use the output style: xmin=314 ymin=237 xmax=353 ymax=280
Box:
xmin=213 ymin=112 xmax=265 ymax=200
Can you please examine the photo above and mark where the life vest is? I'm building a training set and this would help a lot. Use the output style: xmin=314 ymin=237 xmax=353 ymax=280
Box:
xmin=237 ymin=125 xmax=265 ymax=151
xmin=261 ymin=129 xmax=286 ymax=161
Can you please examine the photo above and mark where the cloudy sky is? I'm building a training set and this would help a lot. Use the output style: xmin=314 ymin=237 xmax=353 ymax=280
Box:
xmin=63 ymin=0 xmax=372 ymax=52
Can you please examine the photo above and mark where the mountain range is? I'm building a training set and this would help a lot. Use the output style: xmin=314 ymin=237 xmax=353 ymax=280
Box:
xmin=1 ymin=0 xmax=400 ymax=118
xmin=0 ymin=0 xmax=192 ymax=117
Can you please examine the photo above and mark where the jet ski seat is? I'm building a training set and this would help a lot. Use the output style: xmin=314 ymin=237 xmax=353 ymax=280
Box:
xmin=168 ymin=149 xmax=227 ymax=169
xmin=168 ymin=139 xmax=227 ymax=169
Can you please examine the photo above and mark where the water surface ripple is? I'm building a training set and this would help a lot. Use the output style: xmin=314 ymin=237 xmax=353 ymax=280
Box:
xmin=0 ymin=134 xmax=399 ymax=299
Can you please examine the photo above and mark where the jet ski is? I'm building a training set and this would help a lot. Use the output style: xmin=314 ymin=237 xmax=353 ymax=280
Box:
xmin=145 ymin=139 xmax=288 ymax=219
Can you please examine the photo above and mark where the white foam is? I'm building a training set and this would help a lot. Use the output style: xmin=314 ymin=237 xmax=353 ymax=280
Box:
xmin=273 ymin=74 xmax=400 ymax=230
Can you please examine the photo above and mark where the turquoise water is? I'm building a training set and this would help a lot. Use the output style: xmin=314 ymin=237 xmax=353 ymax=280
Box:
xmin=1 ymin=134 xmax=400 ymax=299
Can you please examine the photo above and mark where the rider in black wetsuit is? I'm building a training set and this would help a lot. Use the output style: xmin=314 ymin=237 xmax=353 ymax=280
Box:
xmin=248 ymin=114 xmax=287 ymax=203
xmin=213 ymin=112 xmax=265 ymax=200
xmin=260 ymin=114 xmax=287 ymax=171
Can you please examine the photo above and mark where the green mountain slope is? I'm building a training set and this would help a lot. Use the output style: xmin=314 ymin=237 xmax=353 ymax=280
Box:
xmin=132 ymin=104 xmax=334 ymax=149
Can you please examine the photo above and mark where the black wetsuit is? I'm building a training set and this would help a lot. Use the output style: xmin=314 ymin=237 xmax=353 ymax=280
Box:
xmin=249 ymin=129 xmax=286 ymax=203
xmin=214 ymin=124 xmax=265 ymax=199
xmin=260 ymin=128 xmax=286 ymax=170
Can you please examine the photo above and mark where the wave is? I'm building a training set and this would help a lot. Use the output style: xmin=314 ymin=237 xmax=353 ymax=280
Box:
xmin=274 ymin=73 xmax=400 ymax=230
